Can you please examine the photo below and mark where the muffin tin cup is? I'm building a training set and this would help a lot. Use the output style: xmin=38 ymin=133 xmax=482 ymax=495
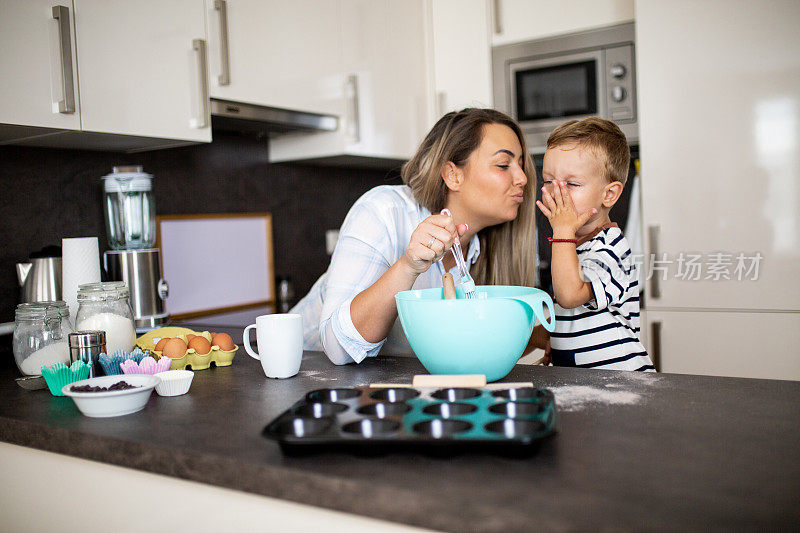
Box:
xmin=421 ymin=402 xmax=478 ymax=418
xmin=491 ymin=387 xmax=554 ymax=404
xmin=295 ymin=402 xmax=349 ymax=418
xmin=488 ymin=401 xmax=544 ymax=418
xmin=264 ymin=385 xmax=557 ymax=456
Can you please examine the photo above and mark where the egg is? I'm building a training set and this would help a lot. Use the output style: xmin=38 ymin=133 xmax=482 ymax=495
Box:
xmin=212 ymin=332 xmax=235 ymax=351
xmin=188 ymin=336 xmax=211 ymax=355
xmin=154 ymin=337 xmax=169 ymax=351
xmin=162 ymin=338 xmax=188 ymax=359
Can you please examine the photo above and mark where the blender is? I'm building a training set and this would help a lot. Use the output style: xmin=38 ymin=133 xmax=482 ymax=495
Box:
xmin=101 ymin=166 xmax=169 ymax=330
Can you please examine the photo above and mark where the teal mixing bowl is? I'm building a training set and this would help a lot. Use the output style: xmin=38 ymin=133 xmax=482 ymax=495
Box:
xmin=395 ymin=285 xmax=555 ymax=382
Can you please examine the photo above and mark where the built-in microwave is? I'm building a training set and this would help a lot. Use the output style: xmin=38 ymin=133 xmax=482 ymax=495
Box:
xmin=492 ymin=23 xmax=637 ymax=153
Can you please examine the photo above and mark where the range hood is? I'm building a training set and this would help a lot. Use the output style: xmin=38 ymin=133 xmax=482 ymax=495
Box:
xmin=210 ymin=98 xmax=338 ymax=138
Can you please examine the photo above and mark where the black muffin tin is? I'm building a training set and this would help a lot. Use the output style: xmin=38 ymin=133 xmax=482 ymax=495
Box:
xmin=263 ymin=386 xmax=557 ymax=456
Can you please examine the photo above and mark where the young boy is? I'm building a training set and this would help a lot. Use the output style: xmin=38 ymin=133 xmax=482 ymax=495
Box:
xmin=533 ymin=117 xmax=654 ymax=371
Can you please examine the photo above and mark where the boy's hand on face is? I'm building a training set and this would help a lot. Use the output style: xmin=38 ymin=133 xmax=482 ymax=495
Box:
xmin=536 ymin=181 xmax=596 ymax=238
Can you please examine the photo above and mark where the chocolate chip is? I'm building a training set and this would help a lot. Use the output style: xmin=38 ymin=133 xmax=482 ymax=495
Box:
xmin=70 ymin=381 xmax=140 ymax=393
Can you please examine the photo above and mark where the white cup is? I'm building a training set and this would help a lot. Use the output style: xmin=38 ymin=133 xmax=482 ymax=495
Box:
xmin=243 ymin=314 xmax=303 ymax=378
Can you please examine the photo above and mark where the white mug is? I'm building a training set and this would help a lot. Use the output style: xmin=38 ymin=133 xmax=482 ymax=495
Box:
xmin=243 ymin=313 xmax=303 ymax=378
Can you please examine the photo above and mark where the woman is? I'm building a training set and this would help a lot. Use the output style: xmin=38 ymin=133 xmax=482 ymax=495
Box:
xmin=292 ymin=108 xmax=538 ymax=364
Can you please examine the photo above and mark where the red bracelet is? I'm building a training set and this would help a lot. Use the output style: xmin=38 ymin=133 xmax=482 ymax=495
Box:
xmin=548 ymin=237 xmax=578 ymax=244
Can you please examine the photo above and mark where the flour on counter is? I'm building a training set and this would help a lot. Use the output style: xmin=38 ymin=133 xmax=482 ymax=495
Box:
xmin=550 ymin=385 xmax=642 ymax=411
xmin=298 ymin=370 xmax=338 ymax=382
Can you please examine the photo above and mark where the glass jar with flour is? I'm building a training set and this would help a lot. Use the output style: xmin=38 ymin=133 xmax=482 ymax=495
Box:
xmin=75 ymin=282 xmax=136 ymax=355
xmin=13 ymin=301 xmax=74 ymax=376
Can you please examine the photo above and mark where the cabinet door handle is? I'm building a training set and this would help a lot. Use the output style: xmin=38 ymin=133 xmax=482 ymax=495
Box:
xmin=346 ymin=74 xmax=360 ymax=143
xmin=214 ymin=0 xmax=231 ymax=86
xmin=436 ymin=91 xmax=447 ymax=118
xmin=648 ymin=224 xmax=661 ymax=299
xmin=650 ymin=320 xmax=662 ymax=372
xmin=52 ymin=5 xmax=75 ymax=114
xmin=192 ymin=39 xmax=210 ymax=128
xmin=493 ymin=0 xmax=503 ymax=34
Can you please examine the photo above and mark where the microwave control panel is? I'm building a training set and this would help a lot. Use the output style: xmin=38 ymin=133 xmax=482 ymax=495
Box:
xmin=605 ymin=44 xmax=636 ymax=122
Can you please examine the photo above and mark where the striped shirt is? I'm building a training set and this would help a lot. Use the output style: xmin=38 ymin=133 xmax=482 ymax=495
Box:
xmin=550 ymin=224 xmax=655 ymax=372
xmin=291 ymin=185 xmax=481 ymax=365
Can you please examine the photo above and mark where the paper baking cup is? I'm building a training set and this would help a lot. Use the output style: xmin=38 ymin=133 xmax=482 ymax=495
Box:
xmin=99 ymin=351 xmax=126 ymax=375
xmin=100 ymin=348 xmax=150 ymax=375
xmin=154 ymin=370 xmax=194 ymax=397
xmin=127 ymin=347 xmax=147 ymax=364
xmin=121 ymin=356 xmax=171 ymax=375
xmin=41 ymin=360 xmax=91 ymax=396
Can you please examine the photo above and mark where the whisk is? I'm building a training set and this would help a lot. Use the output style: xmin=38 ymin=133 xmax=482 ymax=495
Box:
xmin=441 ymin=209 xmax=476 ymax=299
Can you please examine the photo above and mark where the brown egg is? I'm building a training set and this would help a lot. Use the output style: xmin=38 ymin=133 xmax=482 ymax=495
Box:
xmin=212 ymin=332 xmax=235 ymax=351
xmin=162 ymin=338 xmax=188 ymax=359
xmin=154 ymin=337 xmax=169 ymax=351
xmin=188 ymin=336 xmax=212 ymax=355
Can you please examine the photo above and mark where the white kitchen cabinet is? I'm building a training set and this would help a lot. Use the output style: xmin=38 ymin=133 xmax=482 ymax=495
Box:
xmin=490 ymin=0 xmax=634 ymax=46
xmin=0 ymin=0 xmax=81 ymax=137
xmin=73 ymin=0 xmax=210 ymax=143
xmin=205 ymin=0 xmax=344 ymax=116
xmin=637 ymin=0 xmax=800 ymax=312
xmin=269 ymin=0 xmax=427 ymax=163
xmin=1 ymin=0 xmax=210 ymax=150
xmin=644 ymin=310 xmax=800 ymax=381
xmin=431 ymin=0 xmax=493 ymax=114
xmin=269 ymin=0 xmax=493 ymax=164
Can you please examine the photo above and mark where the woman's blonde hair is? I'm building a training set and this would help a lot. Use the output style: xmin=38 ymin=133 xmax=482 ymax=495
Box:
xmin=401 ymin=108 xmax=538 ymax=287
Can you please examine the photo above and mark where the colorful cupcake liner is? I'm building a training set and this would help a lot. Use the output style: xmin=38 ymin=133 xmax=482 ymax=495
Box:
xmin=120 ymin=355 xmax=172 ymax=375
xmin=41 ymin=360 xmax=91 ymax=396
xmin=98 ymin=347 xmax=149 ymax=375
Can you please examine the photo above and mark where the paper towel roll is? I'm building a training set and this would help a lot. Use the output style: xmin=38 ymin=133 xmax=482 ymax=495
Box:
xmin=62 ymin=237 xmax=101 ymax=324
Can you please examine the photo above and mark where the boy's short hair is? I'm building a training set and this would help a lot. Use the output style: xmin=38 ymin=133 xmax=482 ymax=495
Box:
xmin=546 ymin=117 xmax=631 ymax=185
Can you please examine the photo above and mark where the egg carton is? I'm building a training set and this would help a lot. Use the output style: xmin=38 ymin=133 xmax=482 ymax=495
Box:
xmin=263 ymin=385 xmax=558 ymax=456
xmin=136 ymin=327 xmax=237 ymax=371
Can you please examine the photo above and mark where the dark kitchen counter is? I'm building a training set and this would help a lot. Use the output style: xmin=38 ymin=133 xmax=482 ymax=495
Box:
xmin=1 ymin=330 xmax=799 ymax=531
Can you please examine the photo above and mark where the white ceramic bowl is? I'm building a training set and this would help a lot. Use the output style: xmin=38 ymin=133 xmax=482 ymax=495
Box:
xmin=62 ymin=374 xmax=160 ymax=418
xmin=154 ymin=370 xmax=194 ymax=397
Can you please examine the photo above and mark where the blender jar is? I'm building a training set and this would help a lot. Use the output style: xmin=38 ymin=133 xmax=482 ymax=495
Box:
xmin=75 ymin=282 xmax=137 ymax=356
xmin=102 ymin=166 xmax=156 ymax=250
xmin=13 ymin=301 xmax=74 ymax=376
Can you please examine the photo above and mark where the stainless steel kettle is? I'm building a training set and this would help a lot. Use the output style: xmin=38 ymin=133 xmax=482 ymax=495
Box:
xmin=16 ymin=246 xmax=62 ymax=303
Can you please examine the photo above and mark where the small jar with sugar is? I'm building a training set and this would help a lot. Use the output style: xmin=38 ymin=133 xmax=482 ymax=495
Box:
xmin=13 ymin=301 xmax=73 ymax=376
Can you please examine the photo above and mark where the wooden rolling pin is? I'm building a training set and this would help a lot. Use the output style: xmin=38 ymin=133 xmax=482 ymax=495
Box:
xmin=371 ymin=374 xmax=486 ymax=388
xmin=370 ymin=376 xmax=535 ymax=389
xmin=442 ymin=272 xmax=456 ymax=300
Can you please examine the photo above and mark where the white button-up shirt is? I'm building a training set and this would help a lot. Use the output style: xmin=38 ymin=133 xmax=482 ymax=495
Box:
xmin=291 ymin=185 xmax=480 ymax=365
